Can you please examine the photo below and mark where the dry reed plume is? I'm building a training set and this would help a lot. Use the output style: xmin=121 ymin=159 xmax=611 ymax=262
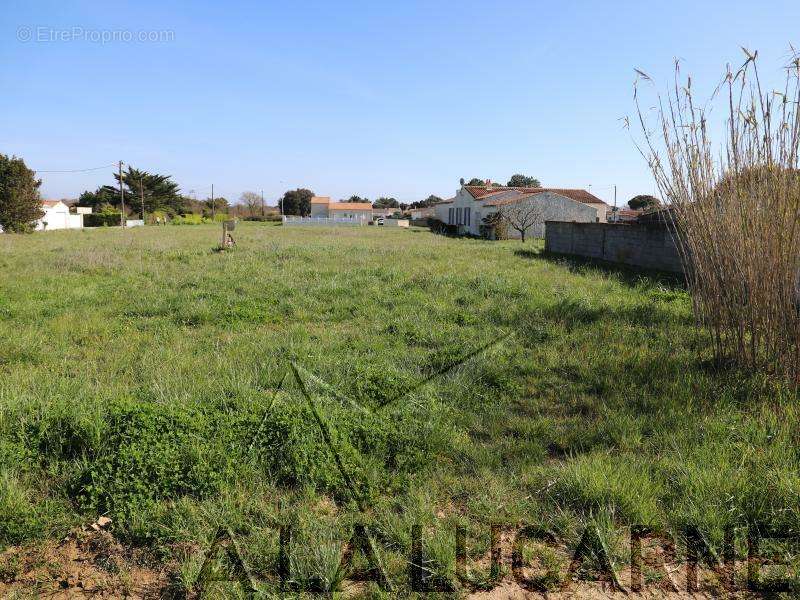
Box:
xmin=635 ymin=50 xmax=800 ymax=382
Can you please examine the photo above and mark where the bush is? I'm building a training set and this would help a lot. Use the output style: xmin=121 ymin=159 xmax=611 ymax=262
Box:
xmin=146 ymin=210 xmax=171 ymax=224
xmin=243 ymin=214 xmax=282 ymax=222
xmin=428 ymin=218 xmax=457 ymax=236
xmin=83 ymin=212 xmax=122 ymax=227
xmin=479 ymin=211 xmax=508 ymax=240
xmin=171 ymin=214 xmax=211 ymax=225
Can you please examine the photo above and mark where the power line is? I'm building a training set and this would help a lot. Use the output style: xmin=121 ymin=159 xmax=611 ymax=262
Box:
xmin=33 ymin=163 xmax=116 ymax=174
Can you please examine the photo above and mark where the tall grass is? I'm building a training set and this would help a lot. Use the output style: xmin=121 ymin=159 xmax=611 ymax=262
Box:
xmin=2 ymin=224 xmax=799 ymax=592
xmin=636 ymin=50 xmax=800 ymax=381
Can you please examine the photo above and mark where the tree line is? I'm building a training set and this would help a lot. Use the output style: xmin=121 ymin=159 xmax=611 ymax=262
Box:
xmin=0 ymin=154 xmax=659 ymax=232
xmin=460 ymin=174 xmax=542 ymax=188
xmin=0 ymin=155 xmax=453 ymax=230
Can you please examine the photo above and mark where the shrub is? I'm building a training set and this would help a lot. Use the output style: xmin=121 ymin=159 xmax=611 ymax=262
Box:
xmin=243 ymin=214 xmax=282 ymax=222
xmin=479 ymin=211 xmax=508 ymax=240
xmin=171 ymin=213 xmax=211 ymax=225
xmin=147 ymin=210 xmax=171 ymax=224
xmin=428 ymin=218 xmax=457 ymax=236
xmin=83 ymin=212 xmax=122 ymax=227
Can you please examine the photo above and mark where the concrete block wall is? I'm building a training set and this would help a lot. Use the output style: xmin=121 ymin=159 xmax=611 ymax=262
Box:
xmin=544 ymin=221 xmax=684 ymax=273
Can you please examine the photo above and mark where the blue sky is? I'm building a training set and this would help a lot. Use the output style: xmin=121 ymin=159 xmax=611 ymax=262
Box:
xmin=2 ymin=1 xmax=799 ymax=206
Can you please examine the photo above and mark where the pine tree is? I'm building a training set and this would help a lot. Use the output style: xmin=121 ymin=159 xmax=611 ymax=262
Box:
xmin=0 ymin=154 xmax=43 ymax=233
xmin=79 ymin=166 xmax=184 ymax=215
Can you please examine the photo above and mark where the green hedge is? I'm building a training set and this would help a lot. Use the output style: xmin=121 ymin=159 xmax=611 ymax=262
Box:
xmin=243 ymin=214 xmax=283 ymax=222
xmin=171 ymin=214 xmax=212 ymax=225
xmin=428 ymin=218 xmax=458 ymax=236
xmin=83 ymin=212 xmax=122 ymax=227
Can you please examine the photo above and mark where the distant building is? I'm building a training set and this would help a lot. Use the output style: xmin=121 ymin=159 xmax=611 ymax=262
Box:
xmin=38 ymin=200 xmax=84 ymax=231
xmin=409 ymin=207 xmax=435 ymax=220
xmin=433 ymin=197 xmax=454 ymax=222
xmin=0 ymin=200 xmax=86 ymax=233
xmin=608 ymin=208 xmax=644 ymax=223
xmin=434 ymin=183 xmax=608 ymax=238
xmin=371 ymin=207 xmax=398 ymax=219
xmin=309 ymin=196 xmax=373 ymax=221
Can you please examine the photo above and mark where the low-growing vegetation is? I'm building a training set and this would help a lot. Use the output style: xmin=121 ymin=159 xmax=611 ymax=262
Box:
xmin=0 ymin=223 xmax=797 ymax=595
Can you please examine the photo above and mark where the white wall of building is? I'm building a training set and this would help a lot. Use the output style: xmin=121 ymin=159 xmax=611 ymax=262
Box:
xmin=440 ymin=188 xmax=600 ymax=238
xmin=37 ymin=202 xmax=84 ymax=231
xmin=495 ymin=192 xmax=598 ymax=239
xmin=434 ymin=201 xmax=452 ymax=222
xmin=0 ymin=201 xmax=85 ymax=233
xmin=589 ymin=203 xmax=609 ymax=223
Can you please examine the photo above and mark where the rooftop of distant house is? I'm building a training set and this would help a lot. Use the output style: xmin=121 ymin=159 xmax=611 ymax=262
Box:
xmin=614 ymin=208 xmax=644 ymax=219
xmin=465 ymin=185 xmax=608 ymax=206
xmin=310 ymin=196 xmax=373 ymax=211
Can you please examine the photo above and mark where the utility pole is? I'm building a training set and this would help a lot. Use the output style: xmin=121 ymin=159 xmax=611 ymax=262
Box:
xmin=211 ymin=183 xmax=215 ymax=220
xmin=613 ymin=184 xmax=617 ymax=209
xmin=139 ymin=176 xmax=145 ymax=221
xmin=118 ymin=160 xmax=126 ymax=227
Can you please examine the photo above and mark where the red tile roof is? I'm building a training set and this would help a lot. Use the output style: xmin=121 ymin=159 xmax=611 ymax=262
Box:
xmin=464 ymin=186 xmax=511 ymax=199
xmin=310 ymin=196 xmax=331 ymax=204
xmin=466 ymin=185 xmax=607 ymax=205
xmin=41 ymin=200 xmax=63 ymax=207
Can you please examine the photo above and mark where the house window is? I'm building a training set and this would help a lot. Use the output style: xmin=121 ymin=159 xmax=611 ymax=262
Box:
xmin=456 ymin=207 xmax=462 ymax=225
xmin=464 ymin=207 xmax=471 ymax=227
xmin=448 ymin=208 xmax=454 ymax=224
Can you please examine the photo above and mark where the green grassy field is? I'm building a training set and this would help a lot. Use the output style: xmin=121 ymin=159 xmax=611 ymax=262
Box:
xmin=0 ymin=223 xmax=797 ymax=595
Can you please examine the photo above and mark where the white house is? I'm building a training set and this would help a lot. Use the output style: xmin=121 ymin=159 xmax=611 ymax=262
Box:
xmin=37 ymin=200 xmax=84 ymax=230
xmin=1 ymin=200 xmax=85 ymax=233
xmin=434 ymin=197 xmax=454 ymax=222
xmin=309 ymin=196 xmax=373 ymax=221
xmin=409 ymin=207 xmax=436 ymax=220
xmin=434 ymin=184 xmax=608 ymax=238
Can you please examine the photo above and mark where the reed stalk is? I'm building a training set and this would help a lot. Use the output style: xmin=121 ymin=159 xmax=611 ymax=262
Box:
xmin=636 ymin=51 xmax=800 ymax=382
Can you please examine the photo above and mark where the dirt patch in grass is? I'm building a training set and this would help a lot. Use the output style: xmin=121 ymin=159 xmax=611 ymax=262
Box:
xmin=0 ymin=529 xmax=756 ymax=599
xmin=467 ymin=581 xmax=720 ymax=599
xmin=0 ymin=526 xmax=168 ymax=598
xmin=464 ymin=530 xmax=752 ymax=599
